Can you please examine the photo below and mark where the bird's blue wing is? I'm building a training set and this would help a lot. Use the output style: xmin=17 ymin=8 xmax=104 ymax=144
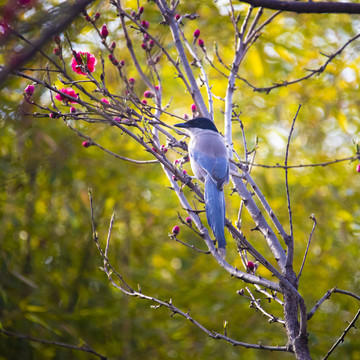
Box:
xmin=192 ymin=150 xmax=229 ymax=189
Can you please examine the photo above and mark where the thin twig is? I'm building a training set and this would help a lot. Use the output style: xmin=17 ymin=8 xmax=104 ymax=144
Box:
xmin=297 ymin=214 xmax=317 ymax=281
xmin=284 ymin=104 xmax=301 ymax=270
xmin=322 ymin=309 xmax=360 ymax=360
xmin=307 ymin=287 xmax=360 ymax=320
xmin=0 ymin=329 xmax=107 ymax=360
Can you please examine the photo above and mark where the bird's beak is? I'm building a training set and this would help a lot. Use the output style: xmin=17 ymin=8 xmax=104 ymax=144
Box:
xmin=174 ymin=122 xmax=190 ymax=128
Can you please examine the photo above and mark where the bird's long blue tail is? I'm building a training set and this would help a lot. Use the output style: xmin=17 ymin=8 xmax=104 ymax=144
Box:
xmin=204 ymin=178 xmax=226 ymax=257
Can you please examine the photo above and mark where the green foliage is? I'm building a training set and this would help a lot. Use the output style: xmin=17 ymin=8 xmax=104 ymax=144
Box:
xmin=0 ymin=0 xmax=359 ymax=359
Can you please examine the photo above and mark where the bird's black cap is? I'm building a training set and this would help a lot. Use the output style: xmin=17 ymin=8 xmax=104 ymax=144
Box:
xmin=174 ymin=117 xmax=218 ymax=133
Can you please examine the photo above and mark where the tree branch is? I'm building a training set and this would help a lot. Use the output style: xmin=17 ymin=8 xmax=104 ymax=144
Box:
xmin=240 ymin=0 xmax=360 ymax=14
xmin=0 ymin=329 xmax=107 ymax=360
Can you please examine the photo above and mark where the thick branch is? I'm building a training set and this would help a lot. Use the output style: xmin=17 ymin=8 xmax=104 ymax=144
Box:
xmin=240 ymin=0 xmax=360 ymax=14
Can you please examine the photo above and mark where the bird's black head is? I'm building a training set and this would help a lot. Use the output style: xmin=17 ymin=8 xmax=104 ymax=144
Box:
xmin=174 ymin=117 xmax=218 ymax=133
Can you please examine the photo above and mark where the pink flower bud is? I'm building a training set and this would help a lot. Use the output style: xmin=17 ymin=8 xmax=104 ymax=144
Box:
xmin=193 ymin=29 xmax=200 ymax=38
xmin=101 ymin=25 xmax=108 ymax=39
xmin=49 ymin=113 xmax=55 ymax=118
xmin=53 ymin=47 xmax=61 ymax=56
xmin=198 ymin=38 xmax=205 ymax=48
xmin=172 ymin=225 xmax=180 ymax=236
xmin=183 ymin=170 xmax=187 ymax=175
xmin=356 ymin=164 xmax=360 ymax=173
xmin=101 ymin=98 xmax=110 ymax=104
xmin=24 ymin=84 xmax=35 ymax=97
xmin=141 ymin=99 xmax=147 ymax=105
xmin=108 ymin=54 xmax=114 ymax=61
xmin=151 ymin=147 xmax=157 ymax=153
xmin=175 ymin=14 xmax=180 ymax=21
xmin=247 ymin=261 xmax=255 ymax=271
xmin=120 ymin=60 xmax=125 ymax=66
xmin=113 ymin=59 xmax=119 ymax=66
xmin=155 ymin=85 xmax=160 ymax=90
xmin=85 ymin=15 xmax=91 ymax=22
xmin=186 ymin=217 xmax=192 ymax=225
xmin=155 ymin=56 xmax=160 ymax=63
xmin=191 ymin=103 xmax=197 ymax=112
xmin=141 ymin=20 xmax=149 ymax=29
xmin=141 ymin=43 xmax=147 ymax=50
xmin=138 ymin=6 xmax=144 ymax=15
xmin=174 ymin=159 xmax=179 ymax=165
xmin=128 ymin=77 xmax=135 ymax=85
xmin=94 ymin=12 xmax=100 ymax=20
xmin=82 ymin=141 xmax=91 ymax=148
xmin=110 ymin=41 xmax=116 ymax=49
xmin=70 ymin=106 xmax=76 ymax=114
xmin=114 ymin=117 xmax=121 ymax=122
xmin=144 ymin=90 xmax=153 ymax=98
xmin=149 ymin=40 xmax=154 ymax=48
xmin=143 ymin=33 xmax=150 ymax=41
xmin=172 ymin=175 xmax=178 ymax=181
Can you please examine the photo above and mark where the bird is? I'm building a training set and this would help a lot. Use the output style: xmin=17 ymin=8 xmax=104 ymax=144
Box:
xmin=174 ymin=117 xmax=229 ymax=257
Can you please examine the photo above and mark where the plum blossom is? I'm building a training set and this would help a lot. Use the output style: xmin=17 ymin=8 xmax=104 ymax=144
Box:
xmin=71 ymin=51 xmax=97 ymax=75
xmin=55 ymin=87 xmax=77 ymax=103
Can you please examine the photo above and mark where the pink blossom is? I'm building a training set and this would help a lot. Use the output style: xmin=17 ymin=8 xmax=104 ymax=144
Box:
xmin=198 ymin=38 xmax=205 ymax=48
xmin=82 ymin=141 xmax=91 ymax=148
xmin=128 ymin=77 xmax=136 ymax=85
xmin=101 ymin=25 xmax=109 ymax=38
xmin=186 ymin=217 xmax=192 ymax=225
xmin=71 ymin=51 xmax=97 ymax=75
xmin=138 ymin=6 xmax=144 ymax=15
xmin=141 ymin=43 xmax=147 ymax=50
xmin=141 ymin=99 xmax=147 ymax=105
xmin=191 ymin=103 xmax=197 ymax=112
xmin=120 ymin=60 xmax=125 ymax=66
xmin=24 ymin=84 xmax=35 ymax=97
xmin=70 ymin=107 xmax=76 ymax=114
xmin=172 ymin=225 xmax=180 ymax=235
xmin=193 ymin=29 xmax=200 ymax=38
xmin=175 ymin=14 xmax=180 ymax=21
xmin=356 ymin=164 xmax=360 ymax=173
xmin=101 ymin=98 xmax=110 ymax=104
xmin=55 ymin=87 xmax=77 ymax=103
xmin=149 ymin=40 xmax=154 ymax=48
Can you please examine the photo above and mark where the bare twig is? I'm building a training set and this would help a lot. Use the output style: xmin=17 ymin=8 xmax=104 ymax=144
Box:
xmin=285 ymin=104 xmax=301 ymax=269
xmin=308 ymin=288 xmax=360 ymax=320
xmin=297 ymin=214 xmax=317 ymax=281
xmin=322 ymin=309 xmax=360 ymax=360
xmin=0 ymin=329 xmax=107 ymax=360
xmin=245 ymin=287 xmax=285 ymax=325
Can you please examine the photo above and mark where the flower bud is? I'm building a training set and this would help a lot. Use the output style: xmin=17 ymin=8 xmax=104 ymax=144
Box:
xmin=193 ymin=29 xmax=200 ymax=38
xmin=53 ymin=47 xmax=61 ymax=56
xmin=141 ymin=43 xmax=147 ymax=50
xmin=120 ymin=60 xmax=125 ymax=66
xmin=24 ymin=84 xmax=35 ymax=97
xmin=138 ymin=6 xmax=144 ymax=15
xmin=247 ymin=261 xmax=255 ymax=271
xmin=191 ymin=103 xmax=197 ymax=112
xmin=186 ymin=217 xmax=192 ymax=226
xmin=110 ymin=41 xmax=116 ymax=49
xmin=100 ymin=25 xmax=108 ymax=39
xmin=172 ymin=225 xmax=180 ymax=236
xmin=128 ymin=77 xmax=136 ymax=85
xmin=175 ymin=14 xmax=180 ymax=21
xmin=70 ymin=106 xmax=76 ymax=114
xmin=94 ymin=12 xmax=100 ymax=20
xmin=144 ymin=90 xmax=153 ymax=98
xmin=149 ymin=40 xmax=154 ymax=48
xmin=141 ymin=20 xmax=149 ymax=29
xmin=141 ymin=99 xmax=147 ymax=105
xmin=356 ymin=164 xmax=360 ymax=173
xmin=198 ymin=38 xmax=205 ymax=48
xmin=82 ymin=141 xmax=91 ymax=148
